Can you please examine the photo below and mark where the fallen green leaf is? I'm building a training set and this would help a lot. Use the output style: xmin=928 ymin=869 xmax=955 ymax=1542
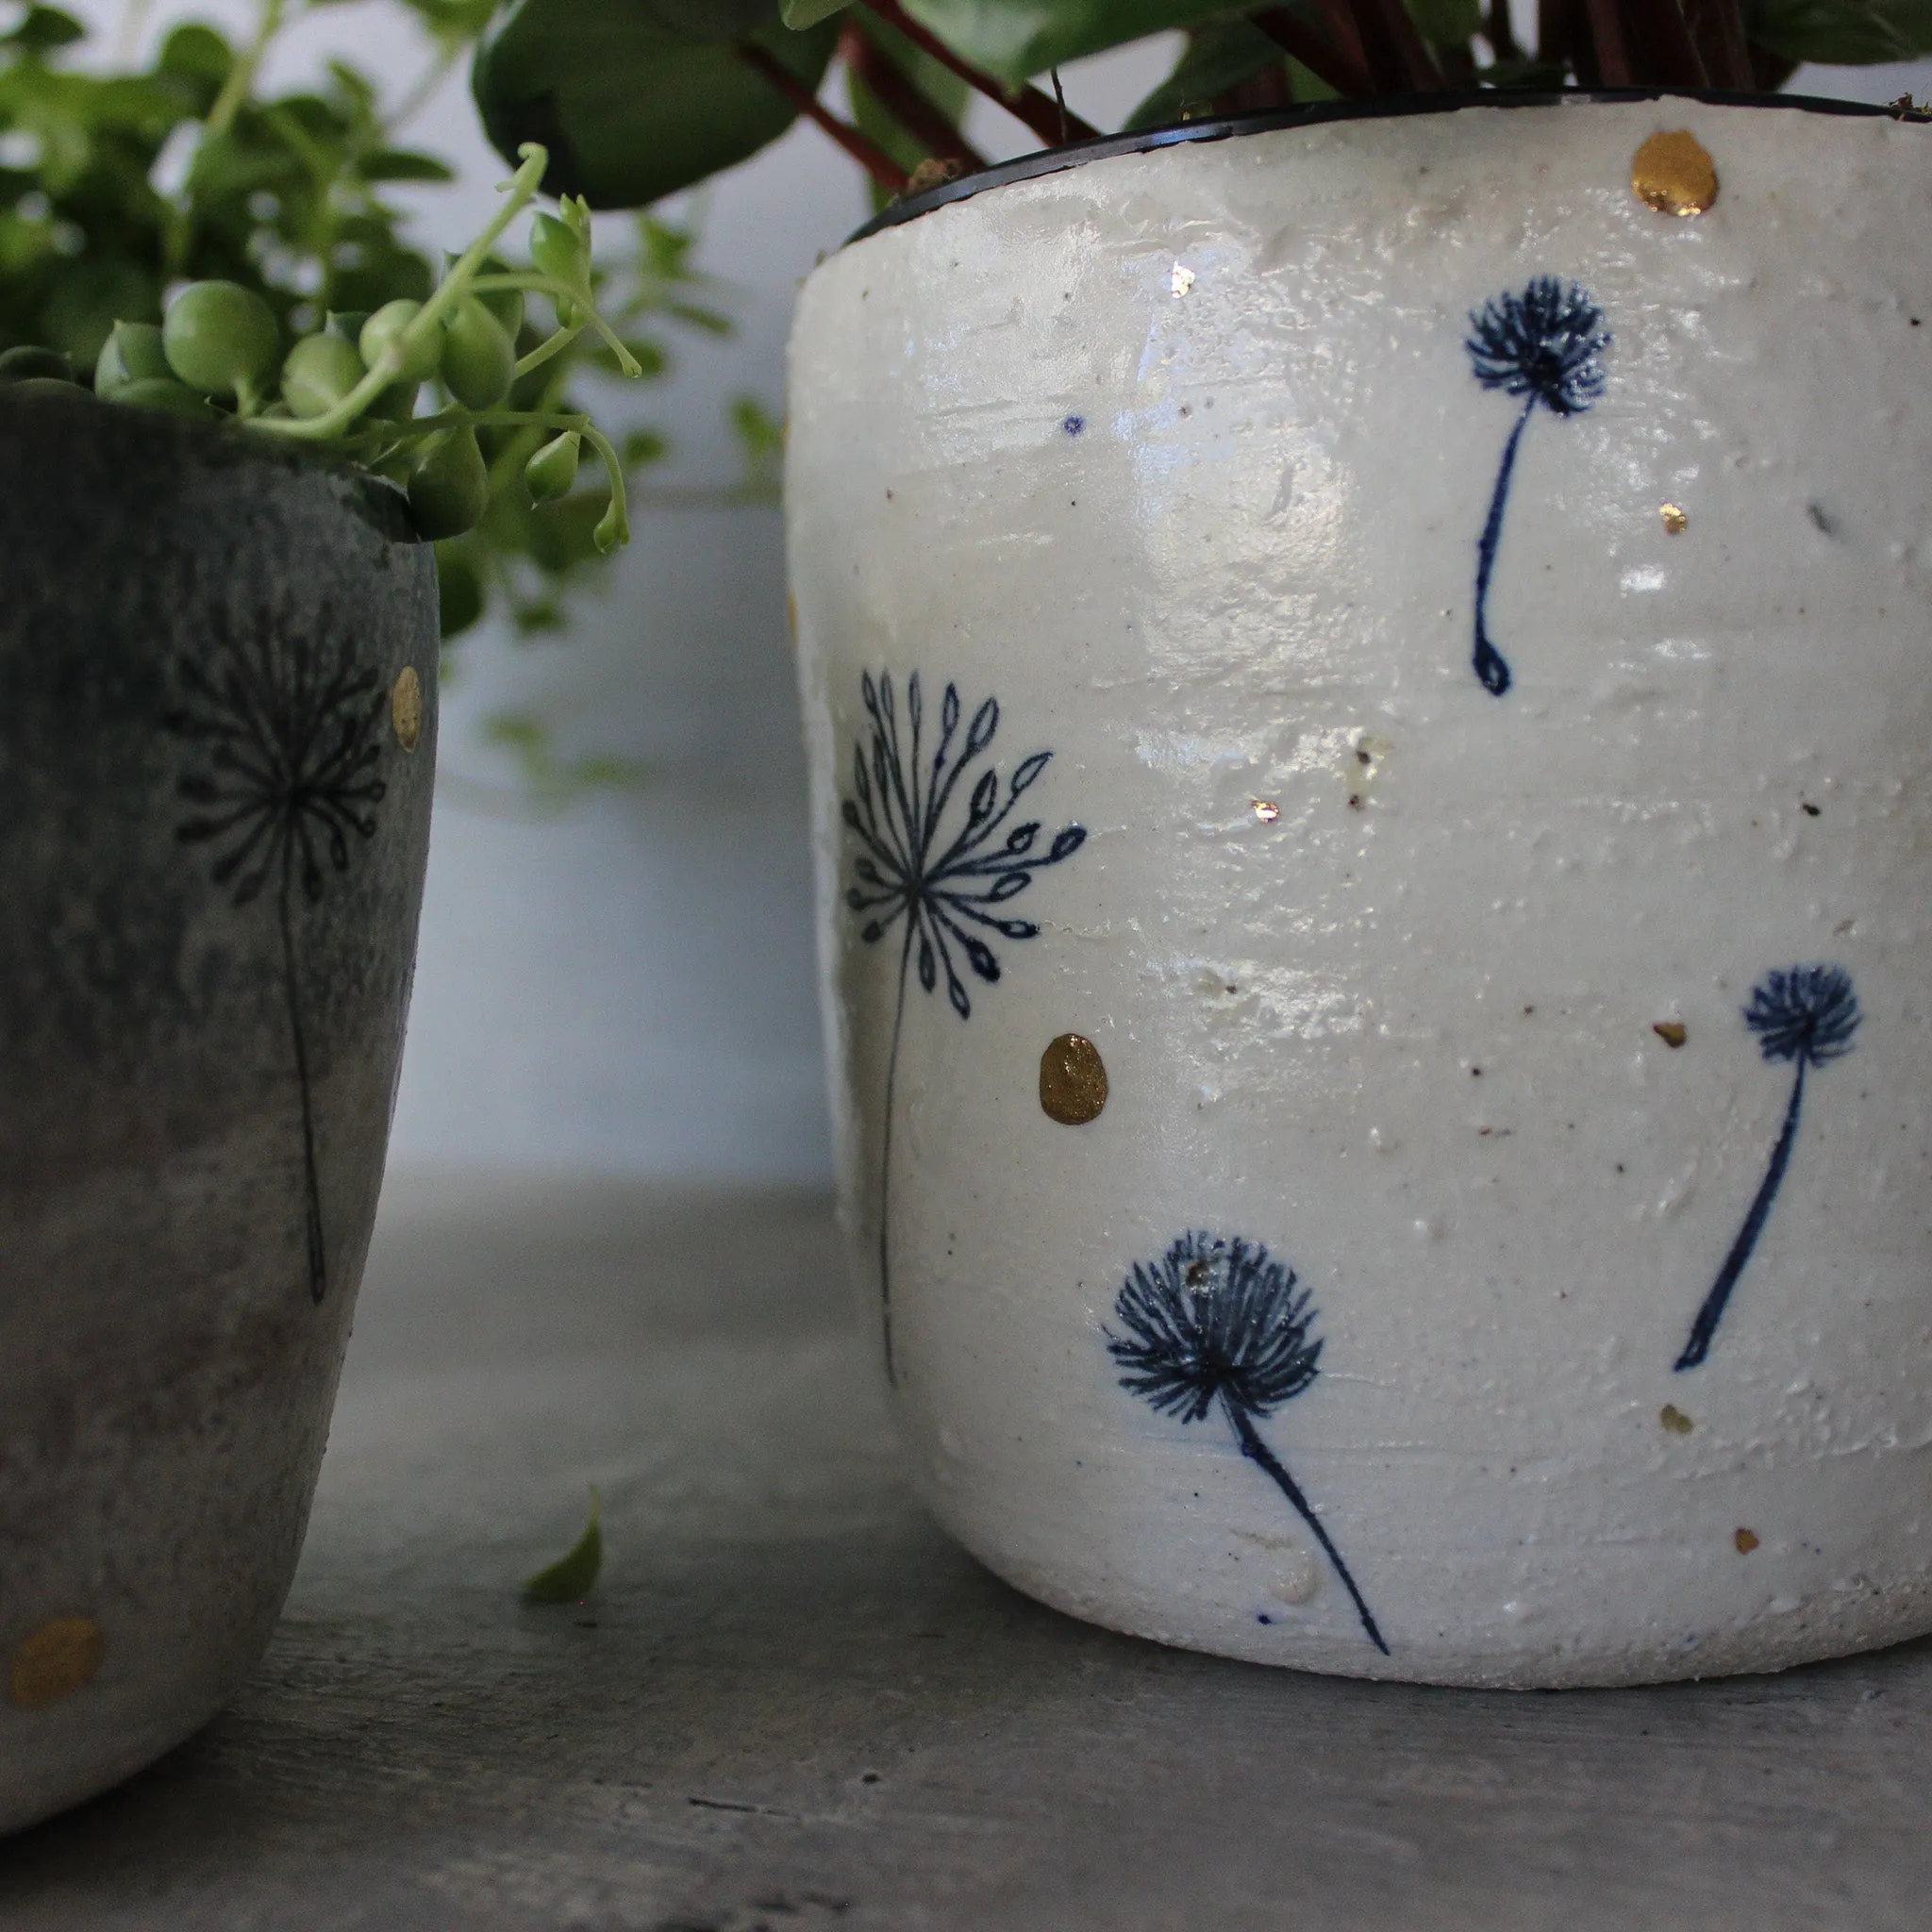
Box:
xmin=524 ymin=1486 xmax=603 ymax=1602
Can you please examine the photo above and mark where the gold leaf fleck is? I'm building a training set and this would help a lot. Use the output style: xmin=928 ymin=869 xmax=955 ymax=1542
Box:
xmin=1735 ymin=1527 xmax=1760 ymax=1554
xmin=391 ymin=666 xmax=423 ymax=753
xmin=1660 ymin=1404 xmax=1694 ymax=1434
xmin=1633 ymin=131 xmax=1718 ymax=218
xmin=1654 ymin=1022 xmax=1688 ymax=1048
xmin=1253 ymin=800 xmax=1280 ymax=824
xmin=1040 ymin=1033 xmax=1108 ymax=1125
xmin=1660 ymin=503 xmax=1689 ymax=535
xmin=9 ymin=1617 xmax=105 ymax=1709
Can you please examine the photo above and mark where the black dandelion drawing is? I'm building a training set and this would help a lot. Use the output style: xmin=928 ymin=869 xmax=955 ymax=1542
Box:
xmin=841 ymin=670 xmax=1086 ymax=1382
xmin=167 ymin=607 xmax=389 ymax=1305
xmin=1108 ymin=1232 xmax=1388 ymax=1654
xmin=1674 ymin=965 xmax=1861 ymax=1371
xmin=1465 ymin=275 xmax=1611 ymax=696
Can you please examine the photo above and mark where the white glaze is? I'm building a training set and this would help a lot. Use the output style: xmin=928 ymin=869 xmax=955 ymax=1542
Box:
xmin=786 ymin=98 xmax=1932 ymax=1688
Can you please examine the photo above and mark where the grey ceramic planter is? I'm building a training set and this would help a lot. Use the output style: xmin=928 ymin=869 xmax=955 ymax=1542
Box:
xmin=0 ymin=391 xmax=438 ymax=1832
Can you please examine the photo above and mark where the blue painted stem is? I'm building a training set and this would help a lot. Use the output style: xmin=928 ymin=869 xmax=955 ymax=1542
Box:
xmin=1226 ymin=1396 xmax=1389 ymax=1655
xmin=1675 ymin=1057 xmax=1808 ymax=1373
xmin=1473 ymin=397 xmax=1536 ymax=698
xmin=877 ymin=920 xmax=915 ymax=1386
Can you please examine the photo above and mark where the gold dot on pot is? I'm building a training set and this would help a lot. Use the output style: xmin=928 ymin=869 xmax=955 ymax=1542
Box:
xmin=1654 ymin=1021 xmax=1688 ymax=1047
xmin=1632 ymin=131 xmax=1718 ymax=218
xmin=391 ymin=666 xmax=423 ymax=753
xmin=1040 ymin=1033 xmax=1108 ymax=1125
xmin=1660 ymin=1404 xmax=1694 ymax=1434
xmin=9 ymin=1617 xmax=105 ymax=1709
xmin=1660 ymin=503 xmax=1689 ymax=535
xmin=1735 ymin=1527 xmax=1760 ymax=1554
xmin=1253 ymin=800 xmax=1280 ymax=824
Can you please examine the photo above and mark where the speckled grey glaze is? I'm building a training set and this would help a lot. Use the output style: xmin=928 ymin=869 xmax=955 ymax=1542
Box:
xmin=788 ymin=97 xmax=1932 ymax=1688
xmin=0 ymin=392 xmax=437 ymax=1830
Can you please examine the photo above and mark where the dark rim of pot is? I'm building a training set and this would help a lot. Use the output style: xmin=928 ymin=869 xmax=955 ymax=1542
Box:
xmin=845 ymin=86 xmax=1911 ymax=246
xmin=0 ymin=384 xmax=423 ymax=536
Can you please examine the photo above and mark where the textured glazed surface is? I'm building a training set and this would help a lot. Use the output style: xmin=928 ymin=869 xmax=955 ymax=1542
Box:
xmin=0 ymin=393 xmax=438 ymax=1827
xmin=787 ymin=98 xmax=1932 ymax=1687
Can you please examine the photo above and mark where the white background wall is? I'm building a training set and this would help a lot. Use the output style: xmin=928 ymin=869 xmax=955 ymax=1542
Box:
xmin=66 ymin=2 xmax=1932 ymax=1180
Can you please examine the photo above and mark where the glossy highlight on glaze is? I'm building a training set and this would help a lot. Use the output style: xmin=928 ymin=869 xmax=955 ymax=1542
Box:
xmin=1465 ymin=277 xmax=1610 ymax=695
xmin=841 ymin=670 xmax=1086 ymax=1381
xmin=1675 ymin=964 xmax=1862 ymax=1371
xmin=1108 ymin=1232 xmax=1388 ymax=1654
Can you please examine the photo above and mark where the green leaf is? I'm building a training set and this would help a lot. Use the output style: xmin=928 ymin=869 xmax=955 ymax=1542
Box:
xmin=522 ymin=1487 xmax=603 ymax=1602
xmin=360 ymin=147 xmax=458 ymax=182
xmin=847 ymin=7 xmax=971 ymax=207
xmin=899 ymin=0 xmax=1235 ymax=86
xmin=638 ymin=0 xmax=780 ymax=35
xmin=436 ymin=540 xmax=488 ymax=638
xmin=3 ymin=5 xmax=85 ymax=52
xmin=1745 ymin=0 xmax=1932 ymax=61
xmin=472 ymin=0 xmax=840 ymax=207
xmin=1124 ymin=19 xmax=1285 ymax=131
xmin=1407 ymin=0 xmax=1482 ymax=48
xmin=157 ymin=23 xmax=236 ymax=111
xmin=782 ymin=0 xmax=852 ymax=25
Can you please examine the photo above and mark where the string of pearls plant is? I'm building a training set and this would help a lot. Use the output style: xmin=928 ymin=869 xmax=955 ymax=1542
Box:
xmin=5 ymin=142 xmax=638 ymax=554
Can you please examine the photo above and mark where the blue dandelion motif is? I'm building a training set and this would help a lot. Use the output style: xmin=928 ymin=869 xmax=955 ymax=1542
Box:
xmin=1465 ymin=276 xmax=1611 ymax=696
xmin=1108 ymin=1232 xmax=1387 ymax=1654
xmin=841 ymin=670 xmax=1086 ymax=1382
xmin=1675 ymin=965 xmax=1861 ymax=1371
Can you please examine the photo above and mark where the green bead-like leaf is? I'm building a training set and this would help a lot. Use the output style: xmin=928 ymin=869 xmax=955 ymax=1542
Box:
xmin=435 ymin=539 xmax=488 ymax=639
xmin=0 ymin=344 xmax=75 ymax=382
xmin=441 ymin=296 xmax=516 ymax=408
xmin=471 ymin=0 xmax=839 ymax=208
xmin=280 ymin=331 xmax=365 ymax=417
xmin=4 ymin=6 xmax=87 ymax=53
xmin=408 ymin=425 xmax=491 ymax=539
xmin=523 ymin=1488 xmax=603 ymax=1602
xmin=95 ymin=321 xmax=172 ymax=397
xmin=525 ymin=428 xmax=582 ymax=502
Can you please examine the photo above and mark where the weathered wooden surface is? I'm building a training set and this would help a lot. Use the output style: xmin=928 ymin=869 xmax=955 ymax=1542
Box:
xmin=5 ymin=1175 xmax=1928 ymax=1929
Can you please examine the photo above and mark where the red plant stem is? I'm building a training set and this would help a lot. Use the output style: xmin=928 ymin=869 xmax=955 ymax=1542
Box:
xmin=1312 ymin=0 xmax=1371 ymax=70
xmin=1541 ymin=0 xmax=1602 ymax=82
xmin=1340 ymin=0 xmax=1443 ymax=92
xmin=1581 ymin=0 xmax=1634 ymax=83
xmin=1624 ymin=0 xmax=1709 ymax=84
xmin=1246 ymin=7 xmax=1374 ymax=97
xmin=1486 ymin=0 xmax=1522 ymax=60
xmin=859 ymin=0 xmax=1100 ymax=146
xmin=736 ymin=42 xmax=909 ymax=192
xmin=1684 ymin=0 xmax=1754 ymax=87
xmin=840 ymin=21 xmax=989 ymax=168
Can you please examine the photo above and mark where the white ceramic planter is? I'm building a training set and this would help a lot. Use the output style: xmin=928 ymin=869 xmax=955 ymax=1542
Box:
xmin=787 ymin=93 xmax=1932 ymax=1689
